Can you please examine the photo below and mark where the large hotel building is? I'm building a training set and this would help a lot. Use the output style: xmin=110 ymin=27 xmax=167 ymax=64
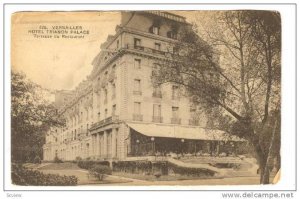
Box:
xmin=43 ymin=11 xmax=241 ymax=162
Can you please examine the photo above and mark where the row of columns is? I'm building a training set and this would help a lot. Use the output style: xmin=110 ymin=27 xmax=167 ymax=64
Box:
xmin=91 ymin=128 xmax=118 ymax=159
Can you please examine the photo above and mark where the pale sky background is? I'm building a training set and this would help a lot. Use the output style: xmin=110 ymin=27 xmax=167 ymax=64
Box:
xmin=11 ymin=11 xmax=204 ymax=91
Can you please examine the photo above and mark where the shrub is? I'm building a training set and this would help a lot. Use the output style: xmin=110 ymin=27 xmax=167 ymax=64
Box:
xmin=11 ymin=164 xmax=78 ymax=186
xmin=88 ymin=165 xmax=112 ymax=181
xmin=33 ymin=156 xmax=41 ymax=164
xmin=53 ymin=156 xmax=63 ymax=163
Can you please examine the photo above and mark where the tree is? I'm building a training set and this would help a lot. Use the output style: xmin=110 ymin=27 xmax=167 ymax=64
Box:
xmin=152 ymin=10 xmax=280 ymax=184
xmin=11 ymin=71 xmax=65 ymax=163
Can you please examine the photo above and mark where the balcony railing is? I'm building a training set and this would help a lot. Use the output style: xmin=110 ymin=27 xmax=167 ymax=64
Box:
xmin=189 ymin=119 xmax=200 ymax=126
xmin=133 ymin=91 xmax=142 ymax=95
xmin=171 ymin=117 xmax=181 ymax=124
xmin=133 ymin=114 xmax=143 ymax=121
xmin=90 ymin=115 xmax=119 ymax=130
xmin=134 ymin=45 xmax=144 ymax=51
xmin=125 ymin=44 xmax=171 ymax=57
xmin=152 ymin=116 xmax=163 ymax=123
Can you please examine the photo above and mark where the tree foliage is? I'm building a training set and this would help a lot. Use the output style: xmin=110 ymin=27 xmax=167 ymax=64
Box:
xmin=152 ymin=10 xmax=281 ymax=184
xmin=11 ymin=71 xmax=65 ymax=163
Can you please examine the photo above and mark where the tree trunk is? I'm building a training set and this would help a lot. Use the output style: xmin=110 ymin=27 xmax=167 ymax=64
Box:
xmin=254 ymin=144 xmax=270 ymax=184
xmin=260 ymin=156 xmax=270 ymax=184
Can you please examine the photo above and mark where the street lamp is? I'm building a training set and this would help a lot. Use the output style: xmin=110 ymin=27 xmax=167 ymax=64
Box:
xmin=151 ymin=137 xmax=155 ymax=155
xmin=181 ymin=139 xmax=185 ymax=155
xmin=136 ymin=139 xmax=140 ymax=155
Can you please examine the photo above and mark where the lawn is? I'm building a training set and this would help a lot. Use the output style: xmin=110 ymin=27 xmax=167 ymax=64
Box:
xmin=37 ymin=163 xmax=131 ymax=185
xmin=38 ymin=162 xmax=81 ymax=170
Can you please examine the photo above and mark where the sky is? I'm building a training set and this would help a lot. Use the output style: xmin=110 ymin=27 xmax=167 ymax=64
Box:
xmin=11 ymin=11 xmax=203 ymax=91
xmin=12 ymin=11 xmax=120 ymax=91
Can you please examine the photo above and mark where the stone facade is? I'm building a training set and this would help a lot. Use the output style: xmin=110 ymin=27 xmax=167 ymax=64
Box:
xmin=43 ymin=11 xmax=207 ymax=161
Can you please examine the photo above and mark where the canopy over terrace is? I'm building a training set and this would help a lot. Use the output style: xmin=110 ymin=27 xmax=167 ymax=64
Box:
xmin=126 ymin=122 xmax=245 ymax=157
xmin=126 ymin=122 xmax=243 ymax=142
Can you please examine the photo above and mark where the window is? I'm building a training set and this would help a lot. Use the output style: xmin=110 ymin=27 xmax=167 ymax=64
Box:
xmin=167 ymin=31 xmax=178 ymax=39
xmin=98 ymin=112 xmax=100 ymax=120
xmin=105 ymin=109 xmax=108 ymax=118
xmin=116 ymin=40 xmax=119 ymax=49
xmin=134 ymin=102 xmax=141 ymax=115
xmin=104 ymin=88 xmax=108 ymax=103
xmin=112 ymin=105 xmax=116 ymax=116
xmin=134 ymin=59 xmax=141 ymax=69
xmin=152 ymin=63 xmax=160 ymax=76
xmin=153 ymin=104 xmax=161 ymax=117
xmin=173 ymin=46 xmax=179 ymax=54
xmin=86 ymin=124 xmax=89 ymax=136
xmin=153 ymin=86 xmax=162 ymax=98
xmin=133 ymin=79 xmax=141 ymax=95
xmin=153 ymin=26 xmax=159 ymax=35
xmin=112 ymin=83 xmax=116 ymax=99
xmin=189 ymin=105 xmax=199 ymax=125
xmin=172 ymin=107 xmax=179 ymax=118
xmin=172 ymin=85 xmax=179 ymax=100
xmin=134 ymin=38 xmax=141 ymax=47
xmin=154 ymin=43 xmax=161 ymax=51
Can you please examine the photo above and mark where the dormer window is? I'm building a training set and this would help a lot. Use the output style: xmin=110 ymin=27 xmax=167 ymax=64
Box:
xmin=167 ymin=31 xmax=178 ymax=39
xmin=149 ymin=19 xmax=161 ymax=35
xmin=168 ymin=24 xmax=179 ymax=39
xmin=149 ymin=26 xmax=160 ymax=35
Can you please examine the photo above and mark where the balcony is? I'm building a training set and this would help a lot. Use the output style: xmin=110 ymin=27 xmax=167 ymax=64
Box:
xmin=125 ymin=44 xmax=171 ymax=57
xmin=171 ymin=117 xmax=181 ymax=124
xmin=133 ymin=91 xmax=142 ymax=95
xmin=152 ymin=116 xmax=163 ymax=123
xmin=133 ymin=114 xmax=143 ymax=121
xmin=134 ymin=45 xmax=144 ymax=51
xmin=189 ymin=119 xmax=200 ymax=126
xmin=90 ymin=115 xmax=119 ymax=130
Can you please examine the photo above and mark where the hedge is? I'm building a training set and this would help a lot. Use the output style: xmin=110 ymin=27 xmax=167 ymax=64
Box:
xmin=168 ymin=162 xmax=216 ymax=177
xmin=112 ymin=161 xmax=168 ymax=175
xmin=112 ymin=161 xmax=216 ymax=177
xmin=11 ymin=164 xmax=78 ymax=186
xmin=77 ymin=160 xmax=110 ymax=170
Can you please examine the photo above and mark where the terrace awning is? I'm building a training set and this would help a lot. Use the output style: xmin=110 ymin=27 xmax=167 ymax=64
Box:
xmin=126 ymin=122 xmax=243 ymax=142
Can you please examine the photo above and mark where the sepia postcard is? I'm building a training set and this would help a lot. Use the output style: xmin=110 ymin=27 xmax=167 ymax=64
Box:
xmin=10 ymin=10 xmax=282 ymax=187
